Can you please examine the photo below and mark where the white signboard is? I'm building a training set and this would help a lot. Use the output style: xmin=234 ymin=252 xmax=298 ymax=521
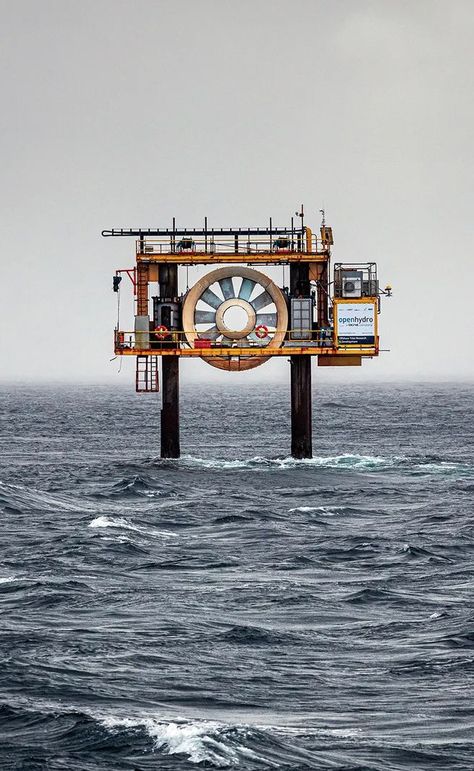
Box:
xmin=336 ymin=303 xmax=376 ymax=345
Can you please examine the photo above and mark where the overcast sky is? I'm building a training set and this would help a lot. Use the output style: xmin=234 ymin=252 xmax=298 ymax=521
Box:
xmin=0 ymin=0 xmax=472 ymax=384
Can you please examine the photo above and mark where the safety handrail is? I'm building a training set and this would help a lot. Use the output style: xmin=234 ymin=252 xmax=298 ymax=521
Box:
xmin=114 ymin=329 xmax=378 ymax=357
xmin=114 ymin=328 xmax=345 ymax=349
xmin=135 ymin=233 xmax=322 ymax=256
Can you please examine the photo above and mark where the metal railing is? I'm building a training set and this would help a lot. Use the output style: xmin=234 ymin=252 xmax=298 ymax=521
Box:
xmin=114 ymin=328 xmax=341 ymax=351
xmin=135 ymin=233 xmax=322 ymax=256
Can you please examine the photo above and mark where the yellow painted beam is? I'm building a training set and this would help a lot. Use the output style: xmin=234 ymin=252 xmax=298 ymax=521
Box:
xmin=115 ymin=346 xmax=377 ymax=358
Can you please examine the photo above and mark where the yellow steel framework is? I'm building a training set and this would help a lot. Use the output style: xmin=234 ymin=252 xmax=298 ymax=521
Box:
xmin=105 ymin=212 xmax=385 ymax=458
xmin=114 ymin=332 xmax=378 ymax=358
xmin=135 ymin=251 xmax=329 ymax=266
xmin=109 ymin=218 xmax=381 ymax=373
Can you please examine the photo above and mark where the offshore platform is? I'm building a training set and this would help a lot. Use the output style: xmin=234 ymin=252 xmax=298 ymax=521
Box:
xmin=104 ymin=208 xmax=389 ymax=459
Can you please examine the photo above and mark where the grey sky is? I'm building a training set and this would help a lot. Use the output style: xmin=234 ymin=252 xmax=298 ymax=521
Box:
xmin=0 ymin=0 xmax=472 ymax=384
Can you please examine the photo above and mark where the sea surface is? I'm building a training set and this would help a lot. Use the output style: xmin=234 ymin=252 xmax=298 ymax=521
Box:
xmin=0 ymin=381 xmax=473 ymax=771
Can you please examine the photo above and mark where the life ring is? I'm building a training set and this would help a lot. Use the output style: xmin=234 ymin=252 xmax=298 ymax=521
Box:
xmin=154 ymin=325 xmax=169 ymax=340
xmin=255 ymin=324 xmax=269 ymax=339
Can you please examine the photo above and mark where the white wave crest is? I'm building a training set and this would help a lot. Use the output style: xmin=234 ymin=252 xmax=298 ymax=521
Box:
xmin=0 ymin=575 xmax=15 ymax=584
xmin=414 ymin=461 xmax=472 ymax=475
xmin=101 ymin=716 xmax=261 ymax=767
xmin=177 ymin=453 xmax=391 ymax=471
xmin=288 ymin=506 xmax=321 ymax=512
xmin=288 ymin=505 xmax=346 ymax=514
xmin=89 ymin=515 xmax=140 ymax=531
xmin=88 ymin=515 xmax=174 ymax=538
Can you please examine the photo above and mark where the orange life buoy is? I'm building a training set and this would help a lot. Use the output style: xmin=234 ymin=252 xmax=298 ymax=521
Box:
xmin=154 ymin=325 xmax=169 ymax=340
xmin=255 ymin=324 xmax=269 ymax=339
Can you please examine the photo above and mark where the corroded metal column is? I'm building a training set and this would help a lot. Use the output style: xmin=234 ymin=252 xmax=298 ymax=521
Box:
xmin=290 ymin=355 xmax=312 ymax=458
xmin=161 ymin=357 xmax=180 ymax=458
xmin=290 ymin=262 xmax=312 ymax=459
xmin=160 ymin=264 xmax=180 ymax=458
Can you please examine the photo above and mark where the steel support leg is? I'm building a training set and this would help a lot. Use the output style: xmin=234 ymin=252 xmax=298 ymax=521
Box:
xmin=161 ymin=356 xmax=180 ymax=458
xmin=159 ymin=263 xmax=180 ymax=458
xmin=290 ymin=354 xmax=312 ymax=459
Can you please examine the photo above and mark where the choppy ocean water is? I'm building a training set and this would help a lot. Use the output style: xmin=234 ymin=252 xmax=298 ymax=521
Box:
xmin=0 ymin=381 xmax=473 ymax=771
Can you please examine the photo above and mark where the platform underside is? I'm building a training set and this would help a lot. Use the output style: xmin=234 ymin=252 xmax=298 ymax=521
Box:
xmin=116 ymin=346 xmax=375 ymax=358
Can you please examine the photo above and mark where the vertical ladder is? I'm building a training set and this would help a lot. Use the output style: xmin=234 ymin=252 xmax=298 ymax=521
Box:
xmin=136 ymin=263 xmax=149 ymax=316
xmin=136 ymin=356 xmax=159 ymax=393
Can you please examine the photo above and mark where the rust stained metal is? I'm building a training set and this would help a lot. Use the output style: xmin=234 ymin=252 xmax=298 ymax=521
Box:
xmin=135 ymin=251 xmax=329 ymax=266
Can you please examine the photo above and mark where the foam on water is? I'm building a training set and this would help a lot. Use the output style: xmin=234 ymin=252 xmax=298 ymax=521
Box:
xmin=89 ymin=515 xmax=138 ymax=530
xmin=164 ymin=453 xmax=474 ymax=478
xmin=177 ymin=453 xmax=393 ymax=471
xmin=413 ymin=461 xmax=473 ymax=476
xmin=88 ymin=515 xmax=174 ymax=538
xmin=288 ymin=504 xmax=347 ymax=514
xmin=100 ymin=716 xmax=268 ymax=767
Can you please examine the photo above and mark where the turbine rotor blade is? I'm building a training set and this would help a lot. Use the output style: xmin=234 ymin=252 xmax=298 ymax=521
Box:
xmin=247 ymin=331 xmax=265 ymax=345
xmin=199 ymin=325 xmax=221 ymax=341
xmin=219 ymin=277 xmax=235 ymax=300
xmin=239 ymin=278 xmax=256 ymax=300
xmin=252 ymin=290 xmax=273 ymax=311
xmin=256 ymin=312 xmax=277 ymax=327
xmin=200 ymin=288 xmax=222 ymax=310
xmin=194 ymin=310 xmax=216 ymax=324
